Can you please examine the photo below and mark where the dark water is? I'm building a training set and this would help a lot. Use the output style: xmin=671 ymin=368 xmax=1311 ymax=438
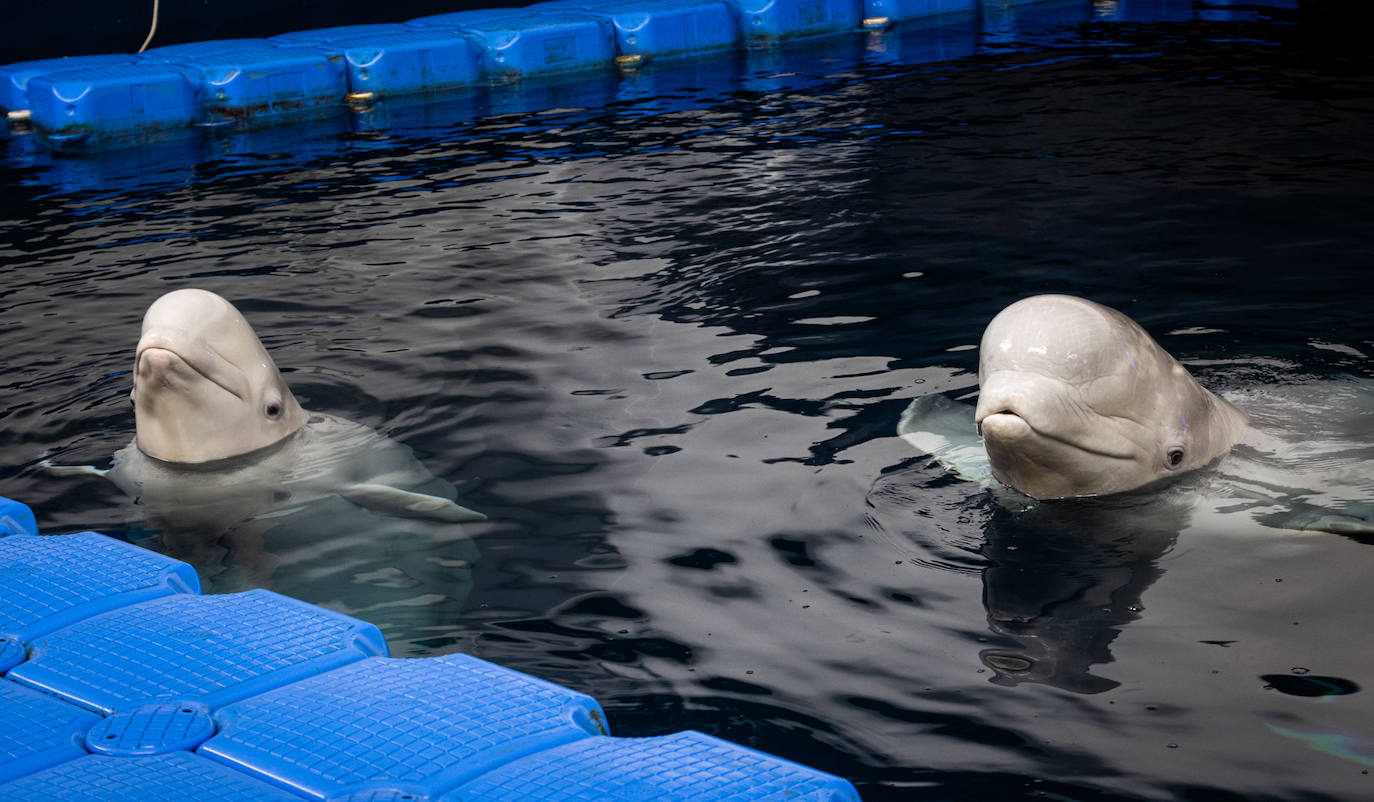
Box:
xmin=3 ymin=2 xmax=1373 ymax=799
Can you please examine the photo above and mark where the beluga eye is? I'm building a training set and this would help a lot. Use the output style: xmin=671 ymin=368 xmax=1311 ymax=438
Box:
xmin=265 ymin=402 xmax=282 ymax=419
xmin=1165 ymin=447 xmax=1185 ymax=469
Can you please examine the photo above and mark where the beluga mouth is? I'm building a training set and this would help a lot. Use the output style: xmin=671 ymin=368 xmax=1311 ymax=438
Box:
xmin=135 ymin=335 xmax=250 ymax=401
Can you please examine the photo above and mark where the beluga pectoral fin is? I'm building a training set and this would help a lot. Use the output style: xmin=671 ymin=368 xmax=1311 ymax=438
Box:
xmin=897 ymin=394 xmax=993 ymax=484
xmin=339 ymin=483 xmax=488 ymax=523
xmin=40 ymin=453 xmax=109 ymax=479
xmin=1285 ymin=511 xmax=1374 ymax=538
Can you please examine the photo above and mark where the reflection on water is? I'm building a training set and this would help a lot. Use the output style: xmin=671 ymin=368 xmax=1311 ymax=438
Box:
xmin=976 ymin=493 xmax=1185 ymax=695
xmin=2 ymin=2 xmax=1372 ymax=800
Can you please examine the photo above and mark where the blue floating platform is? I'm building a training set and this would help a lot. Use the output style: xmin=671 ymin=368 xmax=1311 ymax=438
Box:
xmin=541 ymin=0 xmax=742 ymax=60
xmin=411 ymin=9 xmax=619 ymax=82
xmin=201 ymin=653 xmax=606 ymax=799
xmin=0 ymin=54 xmax=137 ymax=115
xmin=85 ymin=703 xmax=217 ymax=756
xmin=1 ymin=0 xmax=1070 ymax=145
xmin=0 ymin=679 xmax=101 ymax=785
xmin=441 ymin=730 xmax=858 ymax=800
xmin=0 ymin=495 xmax=857 ymax=799
xmin=24 ymin=63 xmax=198 ymax=141
xmin=163 ymin=43 xmax=349 ymax=125
xmin=727 ymin=0 xmax=864 ymax=40
xmin=137 ymin=39 xmax=275 ymax=62
xmin=0 ymin=532 xmax=199 ymax=648
xmin=272 ymin=24 xmax=416 ymax=47
xmin=0 ymin=497 xmax=37 ymax=537
xmin=0 ymin=752 xmax=305 ymax=802
xmin=335 ymin=29 xmax=482 ymax=98
xmin=9 ymin=589 xmax=387 ymax=715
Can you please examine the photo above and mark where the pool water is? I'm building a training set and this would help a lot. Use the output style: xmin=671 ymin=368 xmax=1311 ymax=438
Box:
xmin=3 ymin=2 xmax=1372 ymax=799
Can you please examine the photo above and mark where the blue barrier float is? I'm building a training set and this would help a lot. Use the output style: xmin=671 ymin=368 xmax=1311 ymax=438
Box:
xmin=160 ymin=43 xmax=349 ymax=126
xmin=0 ymin=752 xmax=306 ymax=802
xmin=334 ymin=29 xmax=482 ymax=99
xmin=0 ymin=680 xmax=100 ymax=784
xmin=272 ymin=24 xmax=418 ymax=47
xmin=728 ymin=0 xmax=863 ymax=41
xmin=542 ymin=0 xmax=742 ymax=61
xmin=0 ymin=496 xmax=859 ymax=800
xmin=22 ymin=62 xmax=198 ymax=142
xmin=413 ymin=8 xmax=620 ymax=82
xmin=137 ymin=39 xmax=275 ymax=62
xmin=0 ymin=0 xmax=990 ymax=144
xmin=0 ymin=498 xmax=37 ymax=538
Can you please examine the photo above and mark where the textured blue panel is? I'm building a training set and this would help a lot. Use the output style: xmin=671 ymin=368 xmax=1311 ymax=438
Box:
xmin=0 ymin=752 xmax=305 ymax=802
xmin=85 ymin=703 xmax=216 ymax=755
xmin=0 ymin=532 xmax=199 ymax=645
xmin=171 ymin=44 xmax=348 ymax=124
xmin=272 ymin=24 xmax=414 ymax=46
xmin=411 ymin=10 xmax=617 ymax=81
xmin=25 ymin=63 xmax=197 ymax=140
xmin=0 ymin=497 xmax=37 ymax=537
xmin=200 ymin=653 xmax=606 ymax=799
xmin=0 ymin=55 xmax=136 ymax=113
xmin=727 ymin=0 xmax=863 ymax=39
xmin=8 ymin=590 xmax=387 ymax=715
xmin=539 ymin=0 xmax=740 ymax=59
xmin=0 ymin=678 xmax=100 ymax=784
xmin=439 ymin=730 xmax=861 ymax=801
xmin=336 ymin=29 xmax=482 ymax=97
xmin=862 ymin=0 xmax=972 ymax=23
xmin=138 ymin=39 xmax=275 ymax=62
xmin=0 ymin=640 xmax=21 ymax=674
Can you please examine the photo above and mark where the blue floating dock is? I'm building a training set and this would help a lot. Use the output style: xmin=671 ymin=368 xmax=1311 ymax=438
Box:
xmin=22 ymin=62 xmax=199 ymax=142
xmin=728 ymin=0 xmax=863 ymax=41
xmin=0 ymin=496 xmax=859 ymax=800
xmin=543 ymin=0 xmax=742 ymax=60
xmin=413 ymin=9 xmax=620 ymax=83
xmin=0 ymin=54 xmax=138 ymax=118
xmin=161 ymin=43 xmax=349 ymax=126
xmin=0 ymin=0 xmax=994 ymax=145
xmin=334 ymin=30 xmax=482 ymax=99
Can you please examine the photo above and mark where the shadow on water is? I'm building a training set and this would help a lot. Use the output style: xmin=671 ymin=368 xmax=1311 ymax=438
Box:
xmin=976 ymin=492 xmax=1186 ymax=695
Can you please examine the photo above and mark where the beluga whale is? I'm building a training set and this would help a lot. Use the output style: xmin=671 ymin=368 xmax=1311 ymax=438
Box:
xmin=47 ymin=288 xmax=486 ymax=590
xmin=898 ymin=294 xmax=1373 ymax=536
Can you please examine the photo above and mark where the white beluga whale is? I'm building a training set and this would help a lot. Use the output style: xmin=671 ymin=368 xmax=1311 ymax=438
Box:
xmin=47 ymin=289 xmax=485 ymax=589
xmin=975 ymin=294 xmax=1247 ymax=498
xmin=898 ymin=294 xmax=1373 ymax=536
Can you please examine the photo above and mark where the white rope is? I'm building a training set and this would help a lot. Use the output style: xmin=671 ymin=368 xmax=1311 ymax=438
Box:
xmin=138 ymin=0 xmax=160 ymax=53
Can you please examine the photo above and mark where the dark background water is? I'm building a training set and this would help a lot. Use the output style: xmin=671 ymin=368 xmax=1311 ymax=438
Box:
xmin=3 ymin=2 xmax=1373 ymax=800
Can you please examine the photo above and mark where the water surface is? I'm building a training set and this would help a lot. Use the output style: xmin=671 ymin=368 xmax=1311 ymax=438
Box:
xmin=3 ymin=3 xmax=1372 ymax=799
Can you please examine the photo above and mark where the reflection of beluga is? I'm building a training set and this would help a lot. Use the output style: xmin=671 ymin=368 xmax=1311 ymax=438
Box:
xmin=899 ymin=294 xmax=1373 ymax=535
xmin=50 ymin=288 xmax=485 ymax=538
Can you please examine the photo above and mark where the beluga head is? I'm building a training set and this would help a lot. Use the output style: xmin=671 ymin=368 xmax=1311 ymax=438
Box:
xmin=131 ymin=288 xmax=307 ymax=464
xmin=974 ymin=295 xmax=1248 ymax=500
